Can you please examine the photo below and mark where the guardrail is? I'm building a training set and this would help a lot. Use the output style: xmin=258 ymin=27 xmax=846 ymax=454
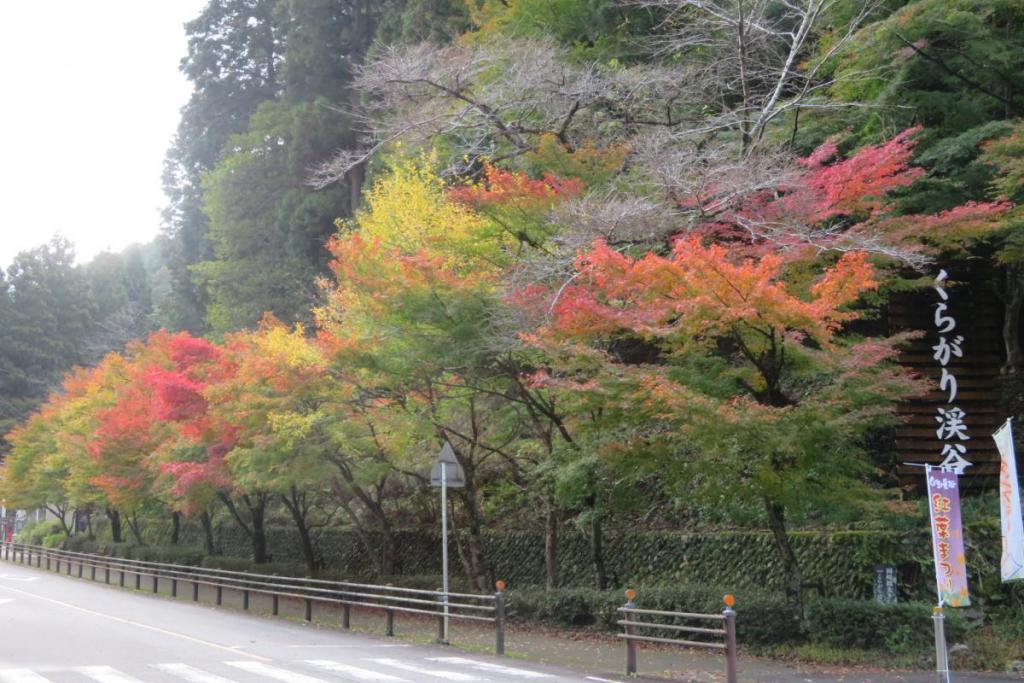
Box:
xmin=618 ymin=588 xmax=737 ymax=681
xmin=1 ymin=542 xmax=507 ymax=655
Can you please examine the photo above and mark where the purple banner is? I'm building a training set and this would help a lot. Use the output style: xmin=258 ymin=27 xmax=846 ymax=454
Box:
xmin=926 ymin=468 xmax=970 ymax=606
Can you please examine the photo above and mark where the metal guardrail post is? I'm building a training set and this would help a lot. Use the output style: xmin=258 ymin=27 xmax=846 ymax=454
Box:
xmin=624 ymin=589 xmax=638 ymax=676
xmin=723 ymin=595 xmax=737 ymax=683
xmin=385 ymin=584 xmax=395 ymax=636
xmin=495 ymin=580 xmax=506 ymax=656
xmin=272 ymin=594 xmax=279 ymax=615
xmin=8 ymin=543 xmax=499 ymax=646
xmin=55 ymin=557 xmax=60 ymax=573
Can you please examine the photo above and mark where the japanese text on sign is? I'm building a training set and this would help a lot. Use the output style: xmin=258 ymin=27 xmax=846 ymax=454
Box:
xmin=933 ymin=270 xmax=971 ymax=473
xmin=926 ymin=468 xmax=970 ymax=606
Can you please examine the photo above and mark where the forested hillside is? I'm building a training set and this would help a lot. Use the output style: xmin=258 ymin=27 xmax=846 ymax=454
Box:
xmin=3 ymin=0 xmax=1024 ymax=665
xmin=0 ymin=240 xmax=166 ymax=453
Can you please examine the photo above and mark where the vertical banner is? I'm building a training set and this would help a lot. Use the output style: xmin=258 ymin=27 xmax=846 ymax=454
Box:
xmin=993 ymin=419 xmax=1024 ymax=582
xmin=926 ymin=468 xmax=970 ymax=606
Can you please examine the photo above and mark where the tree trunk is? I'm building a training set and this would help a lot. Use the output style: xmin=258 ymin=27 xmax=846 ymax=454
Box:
xmin=347 ymin=0 xmax=368 ymax=211
xmin=765 ymin=498 xmax=803 ymax=611
xmin=457 ymin=464 xmax=492 ymax=592
xmin=281 ymin=488 xmax=317 ymax=573
xmin=127 ymin=512 xmax=144 ymax=545
xmin=247 ymin=496 xmax=269 ymax=564
xmin=219 ymin=492 xmax=269 ymax=563
xmin=48 ymin=505 xmax=71 ymax=536
xmin=1001 ymin=264 xmax=1023 ymax=375
xmin=590 ymin=511 xmax=607 ymax=590
xmin=106 ymin=508 xmax=122 ymax=544
xmin=545 ymin=501 xmax=560 ymax=590
xmin=170 ymin=511 xmax=181 ymax=545
xmin=328 ymin=468 xmax=397 ymax=576
xmin=200 ymin=511 xmax=216 ymax=555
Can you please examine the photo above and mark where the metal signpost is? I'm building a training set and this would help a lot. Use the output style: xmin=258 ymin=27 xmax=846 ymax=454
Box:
xmin=430 ymin=441 xmax=464 ymax=643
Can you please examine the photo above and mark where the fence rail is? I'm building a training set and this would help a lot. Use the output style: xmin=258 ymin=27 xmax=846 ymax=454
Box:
xmin=618 ymin=589 xmax=737 ymax=681
xmin=0 ymin=542 xmax=507 ymax=654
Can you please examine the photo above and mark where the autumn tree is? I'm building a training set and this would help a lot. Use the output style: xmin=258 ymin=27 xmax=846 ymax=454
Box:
xmin=525 ymin=236 xmax=922 ymax=607
xmin=210 ymin=320 xmax=340 ymax=572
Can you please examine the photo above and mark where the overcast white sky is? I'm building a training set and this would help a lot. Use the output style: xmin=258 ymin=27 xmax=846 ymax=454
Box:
xmin=0 ymin=0 xmax=209 ymax=269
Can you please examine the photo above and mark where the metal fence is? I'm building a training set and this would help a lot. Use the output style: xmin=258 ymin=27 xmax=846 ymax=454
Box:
xmin=618 ymin=589 xmax=737 ymax=682
xmin=1 ymin=542 xmax=507 ymax=655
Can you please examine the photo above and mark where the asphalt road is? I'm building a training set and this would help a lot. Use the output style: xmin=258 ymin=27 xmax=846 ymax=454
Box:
xmin=0 ymin=560 xmax=620 ymax=683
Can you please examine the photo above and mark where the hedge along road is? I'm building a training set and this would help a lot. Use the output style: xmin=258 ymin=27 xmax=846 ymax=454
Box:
xmin=0 ymin=559 xmax=622 ymax=683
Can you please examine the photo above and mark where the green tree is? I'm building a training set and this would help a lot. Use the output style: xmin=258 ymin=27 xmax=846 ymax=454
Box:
xmin=160 ymin=0 xmax=283 ymax=332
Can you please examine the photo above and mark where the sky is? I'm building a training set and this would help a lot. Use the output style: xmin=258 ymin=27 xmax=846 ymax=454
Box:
xmin=0 ymin=0 xmax=208 ymax=268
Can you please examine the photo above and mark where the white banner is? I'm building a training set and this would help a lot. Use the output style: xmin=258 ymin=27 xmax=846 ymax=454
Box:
xmin=993 ymin=419 xmax=1024 ymax=582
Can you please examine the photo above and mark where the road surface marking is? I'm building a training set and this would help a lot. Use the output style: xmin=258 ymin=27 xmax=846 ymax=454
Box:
xmin=367 ymin=659 xmax=482 ymax=681
xmin=154 ymin=664 xmax=237 ymax=683
xmin=225 ymin=662 xmax=328 ymax=683
xmin=286 ymin=644 xmax=410 ymax=649
xmin=0 ymin=669 xmax=51 ymax=683
xmin=0 ymin=598 xmax=15 ymax=606
xmin=0 ymin=575 xmax=39 ymax=582
xmin=75 ymin=666 xmax=143 ymax=683
xmin=0 ymin=584 xmax=270 ymax=662
xmin=304 ymin=660 xmax=408 ymax=682
xmin=428 ymin=658 xmax=554 ymax=679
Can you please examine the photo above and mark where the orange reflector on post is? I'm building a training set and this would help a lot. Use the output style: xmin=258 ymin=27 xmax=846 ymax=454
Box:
xmin=723 ymin=594 xmax=735 ymax=607
xmin=495 ymin=580 xmax=506 ymax=591
xmin=625 ymin=588 xmax=637 ymax=601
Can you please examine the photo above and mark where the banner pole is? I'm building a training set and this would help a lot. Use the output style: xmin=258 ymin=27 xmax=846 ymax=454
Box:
xmin=933 ymin=605 xmax=951 ymax=683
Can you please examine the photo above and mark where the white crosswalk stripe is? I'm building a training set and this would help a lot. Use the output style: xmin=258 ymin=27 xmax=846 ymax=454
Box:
xmin=225 ymin=661 xmax=328 ymax=683
xmin=303 ymin=660 xmax=409 ymax=682
xmin=0 ymin=670 xmax=52 ymax=683
xmin=367 ymin=658 xmax=482 ymax=681
xmin=428 ymin=658 xmax=554 ymax=679
xmin=154 ymin=663 xmax=238 ymax=683
xmin=0 ymin=654 xmax=572 ymax=683
xmin=75 ymin=667 xmax=143 ymax=683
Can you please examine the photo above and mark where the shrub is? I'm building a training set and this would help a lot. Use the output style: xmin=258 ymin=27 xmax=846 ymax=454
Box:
xmin=128 ymin=545 xmax=206 ymax=566
xmin=42 ymin=532 xmax=66 ymax=548
xmin=201 ymin=555 xmax=253 ymax=572
xmin=18 ymin=520 xmax=65 ymax=545
xmin=805 ymin=599 xmax=968 ymax=654
xmin=248 ymin=561 xmax=308 ymax=577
